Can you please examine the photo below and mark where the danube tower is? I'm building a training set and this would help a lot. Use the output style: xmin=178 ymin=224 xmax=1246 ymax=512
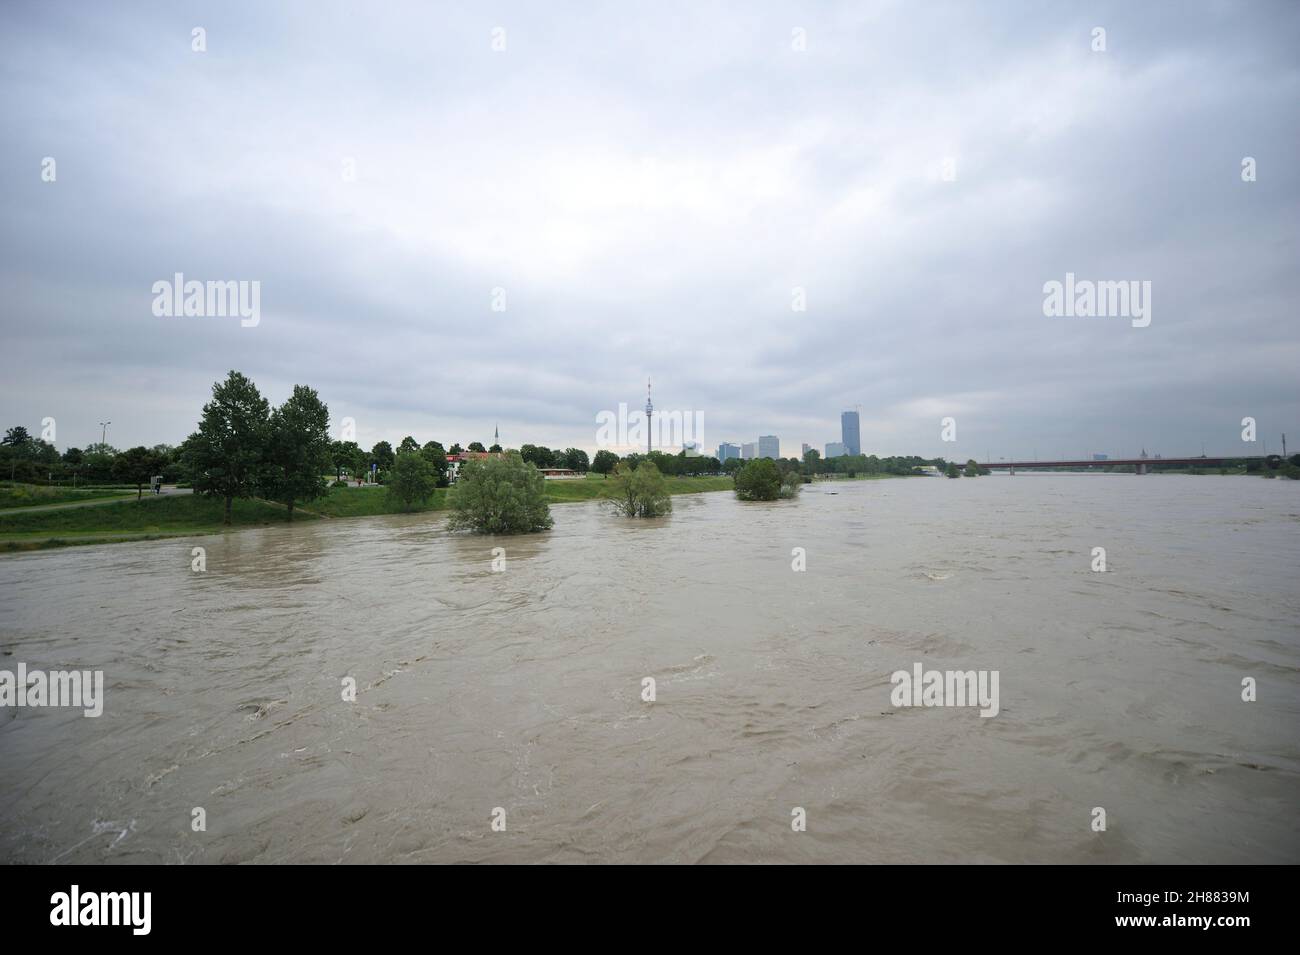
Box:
xmin=645 ymin=376 xmax=654 ymax=453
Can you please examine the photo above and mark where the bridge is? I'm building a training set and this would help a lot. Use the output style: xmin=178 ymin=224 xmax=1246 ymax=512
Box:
xmin=976 ymin=456 xmax=1269 ymax=475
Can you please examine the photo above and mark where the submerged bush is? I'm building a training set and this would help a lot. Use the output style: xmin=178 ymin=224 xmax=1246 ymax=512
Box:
xmin=604 ymin=460 xmax=672 ymax=517
xmin=734 ymin=458 xmax=784 ymax=501
xmin=778 ymin=468 xmax=802 ymax=498
xmin=447 ymin=452 xmax=553 ymax=534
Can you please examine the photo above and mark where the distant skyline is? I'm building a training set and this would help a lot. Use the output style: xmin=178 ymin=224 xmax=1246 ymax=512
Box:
xmin=3 ymin=1 xmax=1297 ymax=462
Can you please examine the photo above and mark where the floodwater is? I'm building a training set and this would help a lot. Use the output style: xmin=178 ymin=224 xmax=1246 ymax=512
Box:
xmin=1 ymin=475 xmax=1297 ymax=864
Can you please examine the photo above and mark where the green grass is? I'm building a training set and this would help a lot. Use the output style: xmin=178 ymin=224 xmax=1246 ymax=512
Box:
xmin=0 ymin=494 xmax=312 ymax=539
xmin=0 ymin=483 xmax=135 ymax=509
xmin=0 ymin=475 xmax=736 ymax=553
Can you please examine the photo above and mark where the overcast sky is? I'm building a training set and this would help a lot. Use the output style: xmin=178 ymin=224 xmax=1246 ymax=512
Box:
xmin=2 ymin=1 xmax=1297 ymax=461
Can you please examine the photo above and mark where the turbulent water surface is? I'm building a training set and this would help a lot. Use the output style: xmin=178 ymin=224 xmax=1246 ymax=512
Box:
xmin=1 ymin=475 xmax=1297 ymax=863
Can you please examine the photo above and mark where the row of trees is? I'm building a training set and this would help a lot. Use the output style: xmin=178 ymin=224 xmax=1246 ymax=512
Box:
xmin=519 ymin=445 xmax=590 ymax=472
xmin=944 ymin=459 xmax=991 ymax=478
xmin=1 ymin=427 xmax=187 ymax=486
xmin=332 ymin=437 xmax=452 ymax=488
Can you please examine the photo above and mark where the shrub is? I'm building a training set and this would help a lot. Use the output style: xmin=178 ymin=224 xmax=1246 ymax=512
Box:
xmin=778 ymin=469 xmax=802 ymax=498
xmin=604 ymin=460 xmax=672 ymax=517
xmin=447 ymin=452 xmax=553 ymax=533
xmin=734 ymin=458 xmax=784 ymax=501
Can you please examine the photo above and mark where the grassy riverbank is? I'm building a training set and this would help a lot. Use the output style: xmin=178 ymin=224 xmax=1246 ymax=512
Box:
xmin=0 ymin=482 xmax=136 ymax=509
xmin=0 ymin=474 xmax=737 ymax=552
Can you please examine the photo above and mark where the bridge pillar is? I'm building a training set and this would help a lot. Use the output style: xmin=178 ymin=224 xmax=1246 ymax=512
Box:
xmin=1009 ymin=464 xmax=1015 ymax=475
xmin=1136 ymin=462 xmax=1147 ymax=475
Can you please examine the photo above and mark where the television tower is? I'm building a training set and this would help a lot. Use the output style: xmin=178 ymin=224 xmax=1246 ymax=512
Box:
xmin=645 ymin=376 xmax=654 ymax=453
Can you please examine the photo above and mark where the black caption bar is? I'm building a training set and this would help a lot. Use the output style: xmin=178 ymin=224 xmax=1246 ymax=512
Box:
xmin=1 ymin=864 xmax=1286 ymax=942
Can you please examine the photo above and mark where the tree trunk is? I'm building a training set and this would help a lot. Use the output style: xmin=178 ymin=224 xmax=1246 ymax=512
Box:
xmin=286 ymin=501 xmax=294 ymax=522
xmin=224 ymin=495 xmax=233 ymax=525
xmin=137 ymin=482 xmax=143 ymax=501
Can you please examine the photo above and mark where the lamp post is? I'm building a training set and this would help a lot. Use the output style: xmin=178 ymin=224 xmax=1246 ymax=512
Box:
xmin=99 ymin=421 xmax=111 ymax=448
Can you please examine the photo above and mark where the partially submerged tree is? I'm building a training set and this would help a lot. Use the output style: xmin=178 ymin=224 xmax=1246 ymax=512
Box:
xmin=733 ymin=458 xmax=784 ymax=501
xmin=604 ymin=460 xmax=672 ymax=517
xmin=447 ymin=452 xmax=552 ymax=534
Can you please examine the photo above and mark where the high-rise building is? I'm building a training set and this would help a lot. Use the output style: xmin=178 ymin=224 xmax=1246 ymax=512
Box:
xmin=742 ymin=442 xmax=758 ymax=460
xmin=825 ymin=441 xmax=847 ymax=458
xmin=841 ymin=411 xmax=861 ymax=456
xmin=801 ymin=443 xmax=812 ymax=457
xmin=758 ymin=435 xmax=779 ymax=459
xmin=717 ymin=443 xmax=741 ymax=462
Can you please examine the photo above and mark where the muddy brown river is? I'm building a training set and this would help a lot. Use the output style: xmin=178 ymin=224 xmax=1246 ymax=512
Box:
xmin=1 ymin=475 xmax=1297 ymax=863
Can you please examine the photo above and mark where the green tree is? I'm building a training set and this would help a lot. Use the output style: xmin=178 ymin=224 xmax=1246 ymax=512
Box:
xmin=519 ymin=444 xmax=553 ymax=468
xmin=421 ymin=440 xmax=451 ymax=487
xmin=81 ymin=444 xmax=117 ymax=483
xmin=387 ymin=452 xmax=437 ymax=511
xmin=112 ymin=446 xmax=165 ymax=500
xmin=371 ymin=441 xmax=395 ymax=472
xmin=591 ymin=449 xmax=619 ymax=477
xmin=488 ymin=443 xmax=502 ymax=453
xmin=963 ymin=459 xmax=981 ymax=477
xmin=398 ymin=436 xmax=420 ymax=455
xmin=562 ymin=447 xmax=590 ymax=472
xmin=802 ymin=448 xmax=821 ymax=473
xmin=467 ymin=441 xmax=486 ymax=453
xmin=734 ymin=458 xmax=784 ymax=501
xmin=604 ymin=460 xmax=672 ymax=517
xmin=265 ymin=385 xmax=332 ymax=520
xmin=448 ymin=443 xmax=463 ymax=455
xmin=945 ymin=462 xmax=961 ymax=478
xmin=185 ymin=371 xmax=270 ymax=524
xmin=721 ymin=456 xmax=744 ymax=476
xmin=331 ymin=440 xmax=361 ymax=481
xmin=2 ymin=426 xmax=33 ymax=453
xmin=447 ymin=452 xmax=553 ymax=534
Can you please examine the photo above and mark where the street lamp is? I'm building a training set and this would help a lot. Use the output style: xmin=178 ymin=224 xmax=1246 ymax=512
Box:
xmin=99 ymin=421 xmax=111 ymax=447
